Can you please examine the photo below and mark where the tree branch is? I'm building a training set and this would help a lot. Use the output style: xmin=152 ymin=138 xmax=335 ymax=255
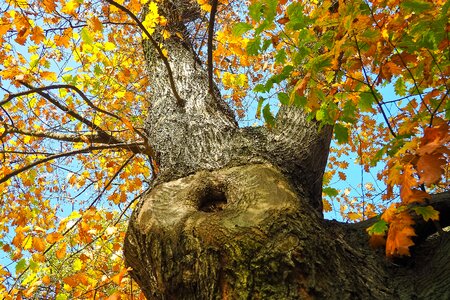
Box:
xmin=17 ymin=81 xmax=122 ymax=144
xmin=104 ymin=0 xmax=185 ymax=107
xmin=0 ymin=143 xmax=144 ymax=185
xmin=207 ymin=0 xmax=219 ymax=101
xmin=4 ymin=128 xmax=107 ymax=143
xmin=353 ymin=34 xmax=397 ymax=138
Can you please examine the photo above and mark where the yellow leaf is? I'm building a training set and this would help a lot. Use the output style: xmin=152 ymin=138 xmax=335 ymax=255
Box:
xmin=61 ymin=0 xmax=80 ymax=15
xmin=347 ymin=212 xmax=361 ymax=221
xmin=162 ymin=30 xmax=171 ymax=40
xmin=22 ymin=236 xmax=32 ymax=250
xmin=104 ymin=42 xmax=116 ymax=51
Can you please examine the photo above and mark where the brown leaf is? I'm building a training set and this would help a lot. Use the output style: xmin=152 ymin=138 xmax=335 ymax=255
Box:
xmin=416 ymin=153 xmax=446 ymax=185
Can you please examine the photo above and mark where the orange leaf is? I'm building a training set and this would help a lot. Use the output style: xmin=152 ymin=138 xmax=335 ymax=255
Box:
xmin=399 ymin=164 xmax=429 ymax=204
xmin=322 ymin=199 xmax=332 ymax=212
xmin=88 ymin=16 xmax=103 ymax=32
xmin=121 ymin=117 xmax=135 ymax=131
xmin=277 ymin=16 xmax=290 ymax=24
xmin=46 ymin=232 xmax=63 ymax=244
xmin=30 ymin=26 xmax=45 ymax=44
xmin=385 ymin=212 xmax=416 ymax=257
xmin=32 ymin=236 xmax=46 ymax=252
xmin=42 ymin=0 xmax=57 ymax=13
xmin=42 ymin=275 xmax=51 ymax=285
xmin=416 ymin=153 xmax=446 ymax=185
xmin=417 ymin=123 xmax=450 ymax=155
xmin=56 ymin=242 xmax=67 ymax=259
xmin=15 ymin=27 xmax=30 ymax=45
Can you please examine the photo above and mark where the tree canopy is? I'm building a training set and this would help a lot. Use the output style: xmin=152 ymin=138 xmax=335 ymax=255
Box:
xmin=0 ymin=0 xmax=449 ymax=298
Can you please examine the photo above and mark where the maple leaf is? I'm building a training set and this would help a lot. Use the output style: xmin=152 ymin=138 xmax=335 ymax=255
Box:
xmin=413 ymin=206 xmax=439 ymax=222
xmin=385 ymin=212 xmax=416 ymax=257
xmin=30 ymin=26 xmax=45 ymax=44
xmin=416 ymin=153 xmax=446 ymax=185
xmin=417 ymin=123 xmax=450 ymax=156
xmin=399 ymin=164 xmax=429 ymax=204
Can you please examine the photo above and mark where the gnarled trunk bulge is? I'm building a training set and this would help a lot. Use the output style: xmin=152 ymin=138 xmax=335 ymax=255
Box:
xmin=124 ymin=1 xmax=450 ymax=299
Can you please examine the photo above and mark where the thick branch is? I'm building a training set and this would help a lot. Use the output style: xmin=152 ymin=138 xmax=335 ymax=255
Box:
xmin=207 ymin=0 xmax=218 ymax=100
xmin=104 ymin=0 xmax=184 ymax=107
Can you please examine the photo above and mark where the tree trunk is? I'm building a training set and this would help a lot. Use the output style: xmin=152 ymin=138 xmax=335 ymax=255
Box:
xmin=124 ymin=2 xmax=450 ymax=298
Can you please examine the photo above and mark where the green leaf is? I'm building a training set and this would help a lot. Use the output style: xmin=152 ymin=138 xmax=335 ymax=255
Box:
xmin=401 ymin=0 xmax=432 ymax=13
xmin=340 ymin=101 xmax=357 ymax=123
xmin=246 ymin=36 xmax=261 ymax=56
xmin=256 ymin=97 xmax=264 ymax=119
xmin=323 ymin=187 xmax=339 ymax=197
xmin=309 ymin=54 xmax=332 ymax=74
xmin=370 ymin=147 xmax=387 ymax=166
xmin=262 ymin=104 xmax=275 ymax=127
xmin=413 ymin=206 xmax=439 ymax=222
xmin=275 ymin=49 xmax=287 ymax=64
xmin=286 ymin=2 xmax=307 ymax=29
xmin=232 ymin=22 xmax=253 ymax=36
xmin=394 ymin=77 xmax=407 ymax=96
xmin=367 ymin=220 xmax=388 ymax=235
xmin=80 ymin=28 xmax=93 ymax=45
xmin=358 ymin=92 xmax=376 ymax=112
xmin=249 ymin=2 xmax=264 ymax=21
xmin=278 ymin=92 xmax=289 ymax=105
xmin=56 ymin=293 xmax=68 ymax=300
xmin=16 ymin=258 xmax=27 ymax=274
xmin=263 ymin=0 xmax=278 ymax=22
xmin=253 ymin=84 xmax=267 ymax=93
xmin=334 ymin=123 xmax=349 ymax=144
xmin=291 ymin=93 xmax=307 ymax=107
xmin=261 ymin=39 xmax=272 ymax=51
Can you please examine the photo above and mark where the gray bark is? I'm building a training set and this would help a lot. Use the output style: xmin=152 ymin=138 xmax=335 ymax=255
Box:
xmin=124 ymin=2 xmax=450 ymax=299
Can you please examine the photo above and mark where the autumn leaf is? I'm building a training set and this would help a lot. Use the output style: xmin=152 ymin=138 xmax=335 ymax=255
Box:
xmin=30 ymin=26 xmax=45 ymax=44
xmin=46 ymin=232 xmax=64 ymax=244
xmin=413 ymin=206 xmax=439 ymax=222
xmin=385 ymin=212 xmax=416 ymax=257
xmin=399 ymin=164 xmax=429 ymax=204
xmin=32 ymin=236 xmax=46 ymax=252
xmin=416 ymin=153 xmax=446 ymax=185
xmin=56 ymin=242 xmax=67 ymax=259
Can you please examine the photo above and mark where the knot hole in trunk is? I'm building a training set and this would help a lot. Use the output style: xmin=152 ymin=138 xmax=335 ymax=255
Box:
xmin=198 ymin=184 xmax=227 ymax=213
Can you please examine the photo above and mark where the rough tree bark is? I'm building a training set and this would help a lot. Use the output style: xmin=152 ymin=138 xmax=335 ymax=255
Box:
xmin=123 ymin=1 xmax=450 ymax=299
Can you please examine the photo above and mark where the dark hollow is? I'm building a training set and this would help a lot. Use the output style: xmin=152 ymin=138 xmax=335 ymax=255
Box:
xmin=198 ymin=188 xmax=227 ymax=212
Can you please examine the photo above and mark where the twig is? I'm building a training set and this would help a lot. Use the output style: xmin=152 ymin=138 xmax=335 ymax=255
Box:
xmin=353 ymin=34 xmax=397 ymax=138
